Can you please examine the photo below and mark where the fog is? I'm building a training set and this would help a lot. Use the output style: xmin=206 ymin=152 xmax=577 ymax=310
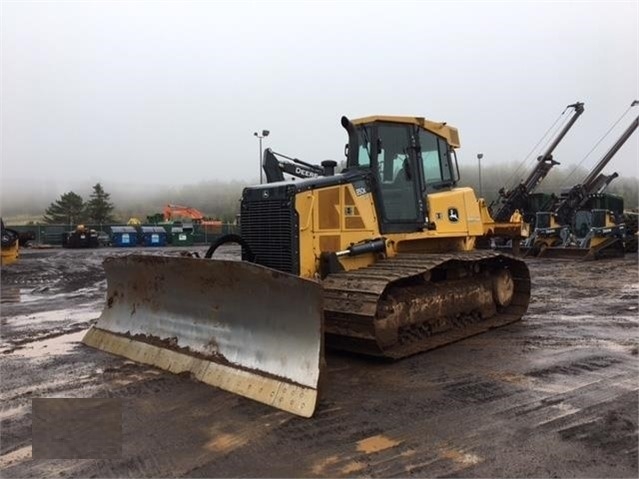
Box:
xmin=2 ymin=160 xmax=637 ymax=225
xmin=1 ymin=1 xmax=638 ymax=218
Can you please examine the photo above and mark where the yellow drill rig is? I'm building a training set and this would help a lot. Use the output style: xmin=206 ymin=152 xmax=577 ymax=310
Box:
xmin=83 ymin=115 xmax=531 ymax=417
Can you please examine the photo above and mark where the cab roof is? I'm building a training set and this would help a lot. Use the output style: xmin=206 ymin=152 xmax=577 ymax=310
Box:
xmin=350 ymin=115 xmax=460 ymax=148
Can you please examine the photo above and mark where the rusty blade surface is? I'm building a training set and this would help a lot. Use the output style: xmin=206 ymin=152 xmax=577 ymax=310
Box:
xmin=83 ymin=255 xmax=323 ymax=417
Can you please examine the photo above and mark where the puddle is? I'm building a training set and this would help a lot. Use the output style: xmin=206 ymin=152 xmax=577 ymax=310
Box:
xmin=0 ymin=286 xmax=102 ymax=304
xmin=205 ymin=433 xmax=249 ymax=453
xmin=311 ymin=455 xmax=340 ymax=475
xmin=1 ymin=287 xmax=31 ymax=303
xmin=4 ymin=306 xmax=101 ymax=326
xmin=356 ymin=434 xmax=401 ymax=453
xmin=537 ymin=401 xmax=581 ymax=426
xmin=0 ymin=445 xmax=32 ymax=469
xmin=0 ymin=404 xmax=27 ymax=420
xmin=341 ymin=461 xmax=365 ymax=474
xmin=439 ymin=447 xmax=482 ymax=466
xmin=11 ymin=330 xmax=86 ymax=359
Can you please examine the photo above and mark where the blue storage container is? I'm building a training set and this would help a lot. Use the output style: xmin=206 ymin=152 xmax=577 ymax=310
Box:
xmin=140 ymin=226 xmax=167 ymax=247
xmin=111 ymin=226 xmax=139 ymax=247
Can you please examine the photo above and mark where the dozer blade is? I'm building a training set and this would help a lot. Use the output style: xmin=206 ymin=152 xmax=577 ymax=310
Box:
xmin=83 ymin=255 xmax=323 ymax=417
xmin=535 ymin=237 xmax=625 ymax=260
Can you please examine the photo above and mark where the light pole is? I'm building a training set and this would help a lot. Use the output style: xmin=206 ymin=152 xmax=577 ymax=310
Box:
xmin=477 ymin=153 xmax=484 ymax=198
xmin=254 ymin=130 xmax=270 ymax=184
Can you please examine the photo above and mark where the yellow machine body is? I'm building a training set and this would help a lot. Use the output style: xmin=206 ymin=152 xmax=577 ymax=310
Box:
xmin=525 ymin=209 xmax=625 ymax=259
xmin=352 ymin=115 xmax=461 ymax=148
xmin=84 ymin=114 xmax=531 ymax=417
xmin=1 ymin=241 xmax=19 ymax=266
xmin=295 ymin=184 xmax=488 ymax=278
xmin=1 ymin=220 xmax=20 ymax=266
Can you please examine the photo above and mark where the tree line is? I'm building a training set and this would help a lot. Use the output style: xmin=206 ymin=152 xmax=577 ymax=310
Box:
xmin=44 ymin=183 xmax=115 ymax=224
xmin=38 ymin=165 xmax=638 ymax=226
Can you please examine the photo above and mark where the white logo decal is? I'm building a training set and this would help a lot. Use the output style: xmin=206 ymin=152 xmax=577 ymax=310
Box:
xmin=295 ymin=167 xmax=319 ymax=178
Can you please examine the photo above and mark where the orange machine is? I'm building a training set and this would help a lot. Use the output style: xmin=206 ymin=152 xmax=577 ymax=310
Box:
xmin=163 ymin=204 xmax=222 ymax=231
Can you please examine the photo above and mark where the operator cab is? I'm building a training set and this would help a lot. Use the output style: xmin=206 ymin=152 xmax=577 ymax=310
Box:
xmin=343 ymin=116 xmax=461 ymax=233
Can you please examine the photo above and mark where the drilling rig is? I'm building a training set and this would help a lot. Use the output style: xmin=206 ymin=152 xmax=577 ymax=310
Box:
xmin=491 ymin=102 xmax=585 ymax=227
xmin=524 ymin=102 xmax=638 ymax=259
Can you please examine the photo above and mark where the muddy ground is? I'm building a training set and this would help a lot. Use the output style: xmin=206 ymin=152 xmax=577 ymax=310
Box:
xmin=1 ymin=246 xmax=637 ymax=478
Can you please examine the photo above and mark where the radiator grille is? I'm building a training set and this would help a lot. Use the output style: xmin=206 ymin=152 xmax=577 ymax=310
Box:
xmin=240 ymin=195 xmax=298 ymax=275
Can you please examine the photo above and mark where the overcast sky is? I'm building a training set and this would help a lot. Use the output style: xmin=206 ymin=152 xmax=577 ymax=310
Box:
xmin=1 ymin=1 xmax=638 ymax=195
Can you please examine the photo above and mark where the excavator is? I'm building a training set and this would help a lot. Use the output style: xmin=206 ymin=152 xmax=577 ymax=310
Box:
xmin=83 ymin=115 xmax=531 ymax=417
xmin=262 ymin=148 xmax=337 ymax=182
xmin=163 ymin=204 xmax=222 ymax=227
xmin=524 ymin=102 xmax=638 ymax=259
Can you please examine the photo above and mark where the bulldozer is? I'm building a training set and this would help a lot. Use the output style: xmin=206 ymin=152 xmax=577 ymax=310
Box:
xmin=83 ymin=115 xmax=531 ymax=417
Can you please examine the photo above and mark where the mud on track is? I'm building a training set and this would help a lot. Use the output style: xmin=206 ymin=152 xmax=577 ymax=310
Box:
xmin=1 ymin=247 xmax=637 ymax=478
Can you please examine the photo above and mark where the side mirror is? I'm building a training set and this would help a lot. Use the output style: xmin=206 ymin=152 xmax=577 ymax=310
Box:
xmin=450 ymin=148 xmax=461 ymax=182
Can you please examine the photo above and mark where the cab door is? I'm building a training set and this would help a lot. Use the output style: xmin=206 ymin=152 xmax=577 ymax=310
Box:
xmin=371 ymin=123 xmax=426 ymax=233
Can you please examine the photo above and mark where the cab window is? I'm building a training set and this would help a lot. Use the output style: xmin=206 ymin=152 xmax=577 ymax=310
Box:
xmin=420 ymin=132 xmax=440 ymax=183
xmin=356 ymin=126 xmax=372 ymax=167
xmin=419 ymin=129 xmax=454 ymax=186
xmin=374 ymin=123 xmax=419 ymax=221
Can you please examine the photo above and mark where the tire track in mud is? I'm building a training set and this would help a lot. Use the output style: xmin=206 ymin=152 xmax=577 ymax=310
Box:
xmin=182 ymin=343 xmax=637 ymax=478
xmin=1 ymin=250 xmax=637 ymax=478
xmin=1 ymin=246 xmax=215 ymax=349
xmin=0 ymin=245 xmax=219 ymax=471
xmin=166 ymin=255 xmax=639 ymax=478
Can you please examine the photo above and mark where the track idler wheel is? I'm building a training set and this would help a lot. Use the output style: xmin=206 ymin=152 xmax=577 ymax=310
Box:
xmin=492 ymin=269 xmax=514 ymax=308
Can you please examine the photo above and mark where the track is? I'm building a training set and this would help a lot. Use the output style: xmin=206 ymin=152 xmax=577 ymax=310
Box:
xmin=323 ymin=251 xmax=530 ymax=358
xmin=1 ymin=247 xmax=637 ymax=478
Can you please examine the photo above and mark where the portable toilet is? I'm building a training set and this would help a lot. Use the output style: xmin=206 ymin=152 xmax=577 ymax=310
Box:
xmin=171 ymin=226 xmax=193 ymax=246
xmin=111 ymin=226 xmax=139 ymax=247
xmin=140 ymin=226 xmax=167 ymax=247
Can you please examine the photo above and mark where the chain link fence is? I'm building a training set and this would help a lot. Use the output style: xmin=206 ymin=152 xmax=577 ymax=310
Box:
xmin=5 ymin=223 xmax=238 ymax=247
